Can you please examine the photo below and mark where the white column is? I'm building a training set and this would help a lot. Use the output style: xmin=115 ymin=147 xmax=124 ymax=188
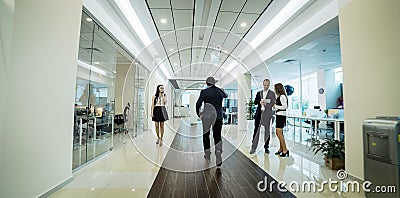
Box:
xmin=1 ymin=1 xmax=82 ymax=197
xmin=237 ymin=73 xmax=251 ymax=130
xmin=190 ymin=93 xmax=199 ymax=125
xmin=339 ymin=0 xmax=400 ymax=179
xmin=122 ymin=63 xmax=136 ymax=130
xmin=317 ymin=69 xmax=326 ymax=110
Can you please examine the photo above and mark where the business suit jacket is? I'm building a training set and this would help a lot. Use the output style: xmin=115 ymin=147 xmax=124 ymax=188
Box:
xmin=254 ymin=90 xmax=276 ymax=125
xmin=196 ymin=85 xmax=228 ymax=119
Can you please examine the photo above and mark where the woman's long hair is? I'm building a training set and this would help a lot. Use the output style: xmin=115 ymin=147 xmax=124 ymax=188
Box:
xmin=274 ymin=83 xmax=288 ymax=104
xmin=154 ymin=85 xmax=164 ymax=105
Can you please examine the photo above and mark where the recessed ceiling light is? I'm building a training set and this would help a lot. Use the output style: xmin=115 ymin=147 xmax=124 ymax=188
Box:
xmin=94 ymin=62 xmax=100 ymax=65
xmin=169 ymin=48 xmax=174 ymax=51
xmin=160 ymin=18 xmax=167 ymax=24
xmin=240 ymin=23 xmax=247 ymax=27
xmin=86 ymin=17 xmax=93 ymax=22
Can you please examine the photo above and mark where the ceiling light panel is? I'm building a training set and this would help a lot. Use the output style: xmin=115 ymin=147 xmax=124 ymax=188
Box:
xmin=231 ymin=13 xmax=259 ymax=34
xmin=176 ymin=30 xmax=192 ymax=45
xmin=181 ymin=59 xmax=191 ymax=68
xmin=211 ymin=32 xmax=229 ymax=46
xmin=214 ymin=12 xmax=239 ymax=32
xmin=178 ymin=45 xmax=191 ymax=53
xmin=171 ymin=0 xmax=194 ymax=9
xmin=152 ymin=9 xmax=174 ymax=31
xmin=159 ymin=30 xmax=177 ymax=44
xmin=220 ymin=0 xmax=246 ymax=12
xmin=191 ymin=49 xmax=201 ymax=61
xmin=165 ymin=44 xmax=177 ymax=55
xmin=242 ymin=0 xmax=272 ymax=14
xmin=173 ymin=10 xmax=193 ymax=29
xmin=182 ymin=67 xmax=191 ymax=77
xmin=224 ymin=33 xmax=242 ymax=47
xmin=147 ymin=0 xmax=170 ymax=8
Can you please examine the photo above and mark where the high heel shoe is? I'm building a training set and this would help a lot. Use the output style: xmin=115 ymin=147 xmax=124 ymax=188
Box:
xmin=275 ymin=150 xmax=282 ymax=155
xmin=279 ymin=150 xmax=289 ymax=157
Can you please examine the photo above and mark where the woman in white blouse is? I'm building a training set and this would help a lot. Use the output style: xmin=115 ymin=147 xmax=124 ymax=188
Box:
xmin=151 ymin=85 xmax=169 ymax=146
xmin=273 ymin=83 xmax=289 ymax=157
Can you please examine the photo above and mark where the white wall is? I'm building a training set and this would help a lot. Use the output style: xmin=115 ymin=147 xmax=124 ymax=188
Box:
xmin=339 ymin=0 xmax=400 ymax=179
xmin=0 ymin=0 xmax=15 ymax=179
xmin=122 ymin=63 xmax=136 ymax=130
xmin=0 ymin=0 xmax=82 ymax=197
xmin=115 ymin=64 xmax=130 ymax=114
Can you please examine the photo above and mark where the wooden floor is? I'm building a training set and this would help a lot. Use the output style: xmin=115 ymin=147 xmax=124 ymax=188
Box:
xmin=148 ymin=123 xmax=296 ymax=198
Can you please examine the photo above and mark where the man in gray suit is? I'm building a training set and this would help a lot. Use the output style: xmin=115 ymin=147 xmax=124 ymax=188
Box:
xmin=250 ymin=79 xmax=276 ymax=154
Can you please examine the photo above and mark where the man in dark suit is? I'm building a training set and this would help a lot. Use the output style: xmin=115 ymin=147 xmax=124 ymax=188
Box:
xmin=196 ymin=77 xmax=228 ymax=167
xmin=250 ymin=79 xmax=276 ymax=154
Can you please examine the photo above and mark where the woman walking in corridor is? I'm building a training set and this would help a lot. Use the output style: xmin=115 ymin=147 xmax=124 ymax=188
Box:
xmin=151 ymin=85 xmax=169 ymax=146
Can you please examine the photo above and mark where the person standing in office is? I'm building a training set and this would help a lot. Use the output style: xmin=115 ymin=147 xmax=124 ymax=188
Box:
xmin=151 ymin=85 xmax=169 ymax=146
xmin=273 ymin=83 xmax=289 ymax=157
xmin=196 ymin=77 xmax=228 ymax=168
xmin=250 ymin=79 xmax=276 ymax=154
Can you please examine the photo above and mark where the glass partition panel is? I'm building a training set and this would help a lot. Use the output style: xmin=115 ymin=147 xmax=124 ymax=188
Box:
xmin=133 ymin=65 xmax=147 ymax=137
xmin=73 ymin=11 xmax=94 ymax=169
xmin=73 ymin=10 xmax=132 ymax=170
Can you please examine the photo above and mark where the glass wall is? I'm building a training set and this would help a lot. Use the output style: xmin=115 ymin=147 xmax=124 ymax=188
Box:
xmin=73 ymin=10 xmax=135 ymax=169
xmin=132 ymin=65 xmax=148 ymax=137
xmin=284 ymin=72 xmax=318 ymax=111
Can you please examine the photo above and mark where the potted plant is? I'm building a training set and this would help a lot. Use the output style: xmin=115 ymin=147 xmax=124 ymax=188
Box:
xmin=312 ymin=138 xmax=345 ymax=170
xmin=246 ymin=98 xmax=254 ymax=120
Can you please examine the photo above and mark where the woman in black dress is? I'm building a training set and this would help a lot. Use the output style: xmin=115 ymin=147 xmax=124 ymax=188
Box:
xmin=273 ymin=83 xmax=289 ymax=157
xmin=151 ymin=85 xmax=169 ymax=146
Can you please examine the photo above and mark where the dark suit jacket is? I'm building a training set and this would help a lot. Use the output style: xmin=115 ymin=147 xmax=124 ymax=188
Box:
xmin=196 ymin=85 xmax=228 ymax=119
xmin=254 ymin=90 xmax=276 ymax=119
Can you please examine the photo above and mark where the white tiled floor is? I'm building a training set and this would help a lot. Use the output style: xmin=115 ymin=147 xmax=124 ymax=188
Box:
xmin=50 ymin=119 xmax=365 ymax=197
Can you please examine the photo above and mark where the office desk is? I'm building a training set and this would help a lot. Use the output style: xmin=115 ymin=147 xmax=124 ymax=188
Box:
xmin=286 ymin=115 xmax=344 ymax=141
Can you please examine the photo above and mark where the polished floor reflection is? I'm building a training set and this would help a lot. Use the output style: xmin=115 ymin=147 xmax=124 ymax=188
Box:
xmin=51 ymin=119 xmax=365 ymax=197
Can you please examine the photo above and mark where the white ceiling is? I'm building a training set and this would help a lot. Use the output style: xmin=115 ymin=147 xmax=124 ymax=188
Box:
xmin=82 ymin=0 xmax=341 ymax=90
xmin=145 ymin=0 xmax=272 ymax=88
xmin=262 ymin=16 xmax=341 ymax=84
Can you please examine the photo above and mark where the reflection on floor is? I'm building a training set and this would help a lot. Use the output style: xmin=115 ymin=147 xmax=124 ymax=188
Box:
xmin=51 ymin=119 xmax=365 ymax=198
xmin=72 ymin=132 xmax=135 ymax=169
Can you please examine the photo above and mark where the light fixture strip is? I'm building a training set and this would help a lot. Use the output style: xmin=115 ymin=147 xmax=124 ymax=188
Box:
xmin=115 ymin=0 xmax=152 ymax=47
xmin=249 ymin=0 xmax=310 ymax=49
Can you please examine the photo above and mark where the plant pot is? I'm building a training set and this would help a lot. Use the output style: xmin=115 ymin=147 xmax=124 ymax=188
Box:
xmin=324 ymin=156 xmax=345 ymax=170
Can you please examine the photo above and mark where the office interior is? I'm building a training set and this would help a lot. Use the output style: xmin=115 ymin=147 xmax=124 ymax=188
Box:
xmin=1 ymin=0 xmax=399 ymax=197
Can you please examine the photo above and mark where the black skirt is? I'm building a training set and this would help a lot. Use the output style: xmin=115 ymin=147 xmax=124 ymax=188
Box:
xmin=276 ymin=115 xmax=286 ymax=128
xmin=152 ymin=106 xmax=169 ymax=122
